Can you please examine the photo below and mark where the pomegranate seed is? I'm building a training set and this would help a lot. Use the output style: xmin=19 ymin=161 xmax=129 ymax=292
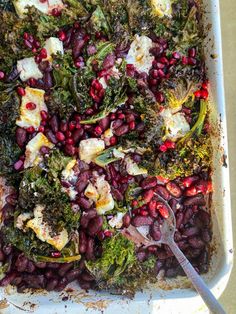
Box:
xmin=188 ymin=57 xmax=197 ymax=66
xmin=41 ymin=120 xmax=47 ymax=126
xmin=38 ymin=125 xmax=45 ymax=133
xmin=129 ymin=121 xmax=136 ymax=130
xmin=148 ymin=200 xmax=157 ymax=211
xmin=51 ymin=252 xmax=61 ymax=258
xmin=143 ymin=190 xmax=154 ymax=203
xmin=157 ymin=203 xmax=169 ymax=219
xmin=194 ymin=90 xmax=202 ymax=98
xmin=17 ymin=87 xmax=26 ymax=96
xmin=109 ymin=136 xmax=117 ymax=146
xmin=149 ymin=78 xmax=157 ymax=86
xmin=201 ymin=89 xmax=209 ymax=100
xmin=75 ymin=60 xmax=84 ymax=68
xmin=32 ymin=47 xmax=37 ymax=53
xmin=51 ymin=8 xmax=61 ymax=17
xmin=94 ymin=126 xmax=103 ymax=135
xmin=151 ymin=69 xmax=159 ymax=78
xmin=159 ymin=144 xmax=167 ymax=152
xmin=172 ymin=51 xmax=180 ymax=59
xmin=14 ymin=160 xmax=24 ymax=171
xmin=34 ymin=40 xmax=41 ymax=49
xmin=69 ymin=121 xmax=76 ymax=131
xmin=159 ymin=57 xmax=168 ymax=64
xmin=132 ymin=200 xmax=138 ymax=207
xmin=19 ymin=155 xmax=25 ymax=161
xmin=0 ymin=71 xmax=5 ymax=80
xmin=56 ymin=131 xmax=65 ymax=141
xmin=156 ymin=62 xmax=165 ymax=69
xmin=110 ymin=113 xmax=116 ymax=120
xmin=97 ymin=230 xmax=105 ymax=241
xmin=156 ymin=91 xmax=164 ymax=103
xmin=23 ymin=32 xmax=29 ymax=40
xmin=28 ymin=78 xmax=37 ymax=87
xmin=24 ymin=39 xmax=33 ymax=49
xmin=157 ymin=69 xmax=165 ymax=78
xmin=164 ymin=140 xmax=176 ymax=149
xmin=169 ymin=58 xmax=177 ymax=65
xmin=148 ymin=246 xmax=157 ymax=253
xmin=75 ymin=122 xmax=81 ymax=129
xmin=34 ymin=55 xmax=42 ymax=64
xmin=66 ymin=138 xmax=74 ymax=145
xmin=40 ymin=110 xmax=48 ymax=120
xmin=74 ymin=21 xmax=80 ymax=29
xmin=118 ymin=113 xmax=125 ymax=119
xmin=202 ymin=81 xmax=209 ymax=90
xmin=182 ymin=56 xmax=188 ymax=65
xmin=188 ymin=48 xmax=196 ymax=58
xmin=58 ymin=30 xmax=66 ymax=41
xmin=65 ymin=130 xmax=72 ymax=138
xmin=26 ymin=126 xmax=35 ymax=133
xmin=185 ymin=186 xmax=198 ymax=196
xmin=140 ymin=209 xmax=149 ymax=216
xmin=104 ymin=230 xmax=113 ymax=237
xmin=26 ymin=102 xmax=36 ymax=110
xmin=39 ymin=48 xmax=47 ymax=59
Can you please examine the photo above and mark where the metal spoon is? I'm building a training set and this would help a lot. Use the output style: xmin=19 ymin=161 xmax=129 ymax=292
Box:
xmin=122 ymin=195 xmax=226 ymax=314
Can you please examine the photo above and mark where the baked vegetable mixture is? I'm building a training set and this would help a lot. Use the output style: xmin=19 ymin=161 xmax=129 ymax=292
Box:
xmin=0 ymin=0 xmax=213 ymax=295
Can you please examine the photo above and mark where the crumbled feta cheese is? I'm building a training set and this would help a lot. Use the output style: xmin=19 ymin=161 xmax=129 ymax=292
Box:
xmin=16 ymin=87 xmax=47 ymax=129
xmin=17 ymin=57 xmax=43 ymax=82
xmin=16 ymin=212 xmax=33 ymax=230
xmin=84 ymin=183 xmax=99 ymax=202
xmin=24 ymin=133 xmax=54 ymax=168
xmin=126 ymin=35 xmax=154 ymax=73
xmin=67 ymin=187 xmax=78 ymax=201
xmin=14 ymin=0 xmax=65 ymax=18
xmin=44 ymin=37 xmax=64 ymax=62
xmin=108 ymin=212 xmax=125 ymax=229
xmin=160 ymin=108 xmax=190 ymax=140
xmin=150 ymin=0 xmax=172 ymax=18
xmin=61 ymin=159 xmax=77 ymax=182
xmin=26 ymin=204 xmax=69 ymax=251
xmin=95 ymin=175 xmax=114 ymax=214
xmin=125 ymin=156 xmax=147 ymax=176
xmin=79 ymin=138 xmax=105 ymax=163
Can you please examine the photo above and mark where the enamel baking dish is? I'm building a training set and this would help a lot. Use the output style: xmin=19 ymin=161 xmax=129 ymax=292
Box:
xmin=0 ymin=1 xmax=233 ymax=313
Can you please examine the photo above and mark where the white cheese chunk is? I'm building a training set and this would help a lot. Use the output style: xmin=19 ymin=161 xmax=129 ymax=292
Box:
xmin=84 ymin=182 xmax=99 ymax=202
xmin=13 ymin=0 xmax=65 ymax=18
xmin=126 ymin=35 xmax=154 ymax=73
xmin=61 ymin=159 xmax=77 ymax=181
xmin=95 ymin=175 xmax=114 ymax=215
xmin=161 ymin=108 xmax=190 ymax=140
xmin=113 ymin=148 xmax=125 ymax=159
xmin=125 ymin=156 xmax=147 ymax=176
xmin=17 ymin=57 xmax=43 ymax=82
xmin=26 ymin=204 xmax=69 ymax=251
xmin=16 ymin=87 xmax=47 ymax=129
xmin=108 ymin=212 xmax=125 ymax=229
xmin=16 ymin=212 xmax=33 ymax=230
xmin=150 ymin=0 xmax=172 ymax=18
xmin=44 ymin=37 xmax=64 ymax=62
xmin=79 ymin=138 xmax=105 ymax=163
xmin=24 ymin=133 xmax=54 ymax=168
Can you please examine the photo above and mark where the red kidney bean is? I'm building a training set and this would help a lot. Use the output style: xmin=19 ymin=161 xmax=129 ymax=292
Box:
xmin=47 ymin=262 xmax=60 ymax=269
xmin=114 ymin=124 xmax=129 ymax=136
xmin=141 ymin=177 xmax=157 ymax=190
xmin=102 ymin=53 xmax=115 ymax=69
xmin=131 ymin=215 xmax=153 ymax=227
xmin=183 ymin=194 xmax=206 ymax=206
xmin=0 ymin=272 xmax=17 ymax=286
xmin=45 ymin=269 xmax=54 ymax=279
xmin=49 ymin=115 xmax=59 ymax=133
xmin=72 ymin=128 xmax=84 ymax=144
xmin=0 ymin=250 xmax=5 ymax=262
xmin=166 ymin=182 xmax=182 ymax=198
xmin=72 ymin=36 xmax=86 ymax=60
xmin=177 ymin=241 xmax=189 ymax=251
xmin=188 ymin=236 xmax=205 ymax=249
xmin=201 ymin=229 xmax=212 ymax=243
xmin=111 ymin=188 xmax=124 ymax=201
xmin=86 ymin=238 xmax=95 ymax=260
xmin=46 ymin=278 xmax=59 ymax=291
xmin=64 ymin=143 xmax=76 ymax=156
xmin=80 ymin=271 xmax=95 ymax=282
xmin=79 ymin=230 xmax=87 ymax=254
xmin=98 ymin=116 xmax=110 ymax=130
xmin=88 ymin=216 xmax=103 ymax=236
xmin=34 ymin=262 xmax=47 ymax=269
xmin=43 ymin=72 xmax=53 ymax=90
xmin=176 ymin=212 xmax=184 ymax=229
xmin=111 ymin=119 xmax=123 ymax=129
xmin=168 ymin=199 xmax=183 ymax=213
xmin=195 ymin=210 xmax=210 ymax=227
xmin=11 ymin=276 xmax=23 ymax=286
xmin=45 ymin=130 xmax=58 ymax=144
xmin=76 ymin=171 xmax=90 ymax=192
xmin=183 ymin=207 xmax=194 ymax=225
xmin=155 ymin=260 xmax=164 ymax=275
xmin=58 ymin=263 xmax=73 ymax=277
xmin=150 ymin=222 xmax=161 ymax=241
xmin=122 ymin=213 xmax=131 ymax=228
xmin=25 ymin=261 xmax=36 ymax=273
xmin=174 ymin=231 xmax=182 ymax=242
xmin=155 ymin=185 xmax=170 ymax=200
xmin=155 ymin=249 xmax=169 ymax=260
xmin=183 ymin=226 xmax=200 ymax=237
xmin=23 ymin=274 xmax=46 ymax=289
xmin=6 ymin=193 xmax=17 ymax=206
xmin=66 ymin=268 xmax=82 ymax=283
xmin=80 ymin=209 xmax=97 ymax=228
xmin=2 ymin=244 xmax=12 ymax=255
xmin=78 ymin=279 xmax=92 ymax=290
xmin=16 ymin=127 xmax=27 ymax=148
xmin=15 ymin=254 xmax=28 ymax=272
xmin=55 ymin=277 xmax=68 ymax=292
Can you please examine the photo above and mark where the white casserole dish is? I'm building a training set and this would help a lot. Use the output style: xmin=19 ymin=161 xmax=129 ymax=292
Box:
xmin=0 ymin=1 xmax=233 ymax=313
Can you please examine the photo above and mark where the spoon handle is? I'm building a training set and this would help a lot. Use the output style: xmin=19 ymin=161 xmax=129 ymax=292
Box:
xmin=167 ymin=239 xmax=226 ymax=314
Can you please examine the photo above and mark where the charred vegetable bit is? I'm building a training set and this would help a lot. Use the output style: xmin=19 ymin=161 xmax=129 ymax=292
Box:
xmin=0 ymin=0 xmax=213 ymax=296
